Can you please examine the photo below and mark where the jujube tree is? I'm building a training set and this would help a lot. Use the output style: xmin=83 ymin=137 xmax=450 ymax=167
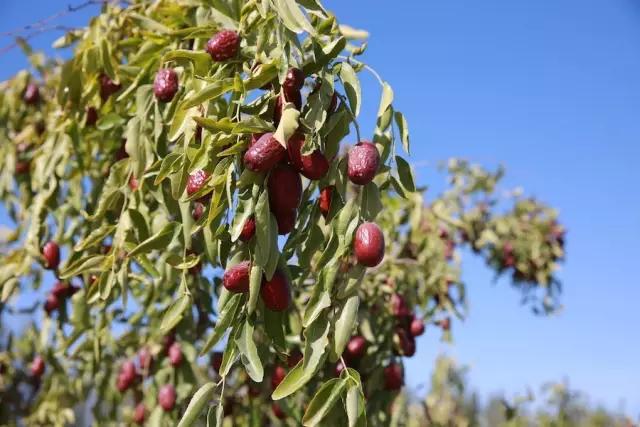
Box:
xmin=0 ymin=1 xmax=565 ymax=426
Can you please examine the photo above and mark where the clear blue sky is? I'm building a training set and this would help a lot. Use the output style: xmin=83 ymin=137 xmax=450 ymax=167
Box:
xmin=1 ymin=0 xmax=639 ymax=414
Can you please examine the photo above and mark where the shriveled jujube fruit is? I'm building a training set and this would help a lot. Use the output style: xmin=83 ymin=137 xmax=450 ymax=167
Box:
xmin=42 ymin=241 xmax=60 ymax=270
xmin=318 ymin=186 xmax=334 ymax=218
xmin=268 ymin=164 xmax=302 ymax=212
xmin=239 ymin=217 xmax=256 ymax=242
xmin=287 ymin=133 xmax=329 ymax=180
xmin=158 ymin=384 xmax=177 ymax=411
xmin=347 ymin=141 xmax=380 ymax=185
xmin=206 ymin=30 xmax=240 ymax=61
xmin=186 ymin=169 xmax=210 ymax=197
xmin=153 ymin=68 xmax=179 ymax=102
xmin=273 ymin=90 xmax=302 ymax=126
xmin=353 ymin=222 xmax=385 ymax=267
xmin=261 ymin=270 xmax=291 ymax=312
xmin=243 ymin=133 xmax=287 ymax=172
xmin=223 ymin=261 xmax=251 ymax=293
xmin=383 ymin=363 xmax=404 ymax=391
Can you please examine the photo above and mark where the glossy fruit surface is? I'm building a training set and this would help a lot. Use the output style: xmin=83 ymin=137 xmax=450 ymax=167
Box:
xmin=239 ymin=217 xmax=256 ymax=242
xmin=42 ymin=241 xmax=60 ymax=270
xmin=410 ymin=317 xmax=425 ymax=337
xmin=353 ymin=222 xmax=385 ymax=267
xmin=319 ymin=186 xmax=333 ymax=218
xmin=271 ymin=365 xmax=286 ymax=390
xmin=223 ymin=261 xmax=251 ymax=293
xmin=30 ymin=356 xmax=45 ymax=378
xmin=345 ymin=336 xmax=367 ymax=360
xmin=383 ymin=363 xmax=403 ymax=390
xmin=261 ymin=271 xmax=291 ymax=312
xmin=133 ymin=403 xmax=146 ymax=424
xmin=287 ymin=133 xmax=329 ymax=180
xmin=23 ymin=83 xmax=40 ymax=105
xmin=99 ymin=73 xmax=121 ymax=100
xmin=168 ymin=342 xmax=183 ymax=367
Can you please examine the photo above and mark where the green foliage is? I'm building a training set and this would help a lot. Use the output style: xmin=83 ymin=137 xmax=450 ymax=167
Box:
xmin=0 ymin=1 xmax=566 ymax=426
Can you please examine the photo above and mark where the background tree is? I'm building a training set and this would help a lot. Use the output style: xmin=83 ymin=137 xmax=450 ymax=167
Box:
xmin=0 ymin=0 xmax=565 ymax=426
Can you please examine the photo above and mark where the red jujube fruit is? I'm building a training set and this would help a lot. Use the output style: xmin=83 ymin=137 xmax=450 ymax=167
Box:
xmin=347 ymin=141 xmax=380 ymax=185
xmin=353 ymin=222 xmax=385 ymax=267
xmin=243 ymin=133 xmax=287 ymax=172
xmin=222 ymin=261 xmax=251 ymax=293
xmin=261 ymin=271 xmax=291 ymax=312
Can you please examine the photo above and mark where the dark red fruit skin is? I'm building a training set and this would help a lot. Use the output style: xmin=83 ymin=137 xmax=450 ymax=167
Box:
xmin=261 ymin=271 xmax=291 ymax=312
xmin=42 ymin=241 xmax=60 ymax=270
xmin=345 ymin=336 xmax=367 ymax=361
xmin=206 ymin=30 xmax=240 ymax=61
xmin=52 ymin=281 xmax=78 ymax=299
xmin=115 ymin=139 xmax=128 ymax=161
xmin=239 ymin=217 xmax=256 ymax=242
xmin=133 ymin=403 xmax=146 ymax=425
xmin=272 ymin=403 xmax=286 ymax=420
xmin=391 ymin=293 xmax=412 ymax=319
xmin=168 ymin=342 xmax=183 ymax=367
xmin=186 ymin=169 xmax=210 ymax=196
xmin=162 ymin=332 xmax=176 ymax=355
xmin=353 ymin=222 xmax=385 ymax=267
xmin=335 ymin=360 xmax=347 ymax=377
xmin=23 ymin=83 xmax=40 ymax=105
xmin=268 ymin=164 xmax=302 ymax=212
xmin=271 ymin=365 xmax=287 ymax=390
xmin=44 ymin=293 xmax=60 ymax=314
xmin=222 ymin=261 xmax=251 ymax=293
xmin=211 ymin=352 xmax=223 ymax=373
xmin=243 ymin=133 xmax=287 ymax=173
xmin=158 ymin=384 xmax=177 ymax=411
xmin=439 ymin=317 xmax=451 ymax=331
xmin=384 ymin=363 xmax=404 ymax=391
xmin=347 ymin=141 xmax=380 ymax=185
xmin=86 ymin=106 xmax=98 ymax=126
xmin=192 ymin=202 xmax=205 ymax=221
xmin=274 ymin=208 xmax=296 ymax=235
xmin=319 ymin=186 xmax=333 ymax=218
xmin=153 ymin=68 xmax=179 ymax=102
xmin=287 ymin=350 xmax=303 ymax=368
xmin=99 ymin=73 xmax=121 ymax=101
xmin=287 ymin=133 xmax=329 ymax=180
xmin=30 ymin=356 xmax=45 ymax=378
xmin=410 ymin=317 xmax=425 ymax=337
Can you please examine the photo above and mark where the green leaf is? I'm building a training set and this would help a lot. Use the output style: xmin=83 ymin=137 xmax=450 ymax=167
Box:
xmin=177 ymin=382 xmax=217 ymax=427
xmin=273 ymin=102 xmax=300 ymax=147
xmin=247 ymin=264 xmax=262 ymax=315
xmin=58 ymin=255 xmax=108 ymax=280
xmin=181 ymin=79 xmax=234 ymax=109
xmin=302 ymin=378 xmax=348 ymax=426
xmin=376 ymin=82 xmax=394 ymax=132
xmin=272 ymin=361 xmax=306 ymax=401
xmin=395 ymin=156 xmax=416 ymax=193
xmin=73 ymin=224 xmax=116 ymax=252
xmin=193 ymin=117 xmax=236 ymax=134
xmin=160 ymin=293 xmax=191 ymax=333
xmin=394 ymin=111 xmax=410 ymax=154
xmin=254 ymin=189 xmax=271 ymax=267
xmin=128 ymin=222 xmax=182 ymax=257
xmin=199 ymin=294 xmax=242 ymax=356
xmin=96 ymin=113 xmax=125 ymax=131
xmin=345 ymin=382 xmax=365 ymax=427
xmin=361 ymin=182 xmax=382 ymax=220
xmin=340 ymin=62 xmax=361 ymax=117
xmin=333 ymin=295 xmax=359 ymax=358
xmin=303 ymin=290 xmax=331 ymax=328
xmin=163 ymin=50 xmax=212 ymax=76
xmin=263 ymin=309 xmax=286 ymax=351
xmin=235 ymin=319 xmax=264 ymax=382
xmin=273 ymin=0 xmax=315 ymax=34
